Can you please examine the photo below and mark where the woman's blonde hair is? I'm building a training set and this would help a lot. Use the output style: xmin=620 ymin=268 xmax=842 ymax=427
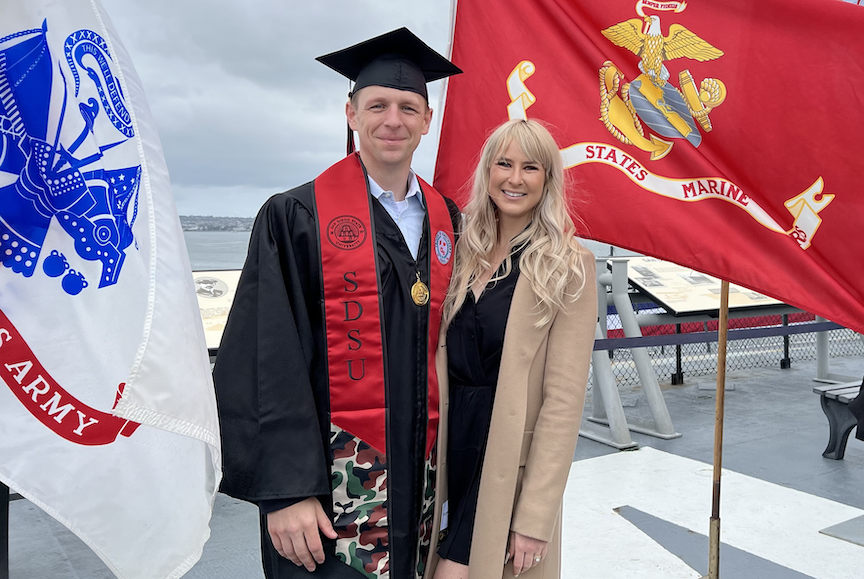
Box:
xmin=442 ymin=119 xmax=587 ymax=328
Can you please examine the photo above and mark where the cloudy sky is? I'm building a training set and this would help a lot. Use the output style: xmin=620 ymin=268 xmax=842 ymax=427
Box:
xmin=103 ymin=0 xmax=454 ymax=217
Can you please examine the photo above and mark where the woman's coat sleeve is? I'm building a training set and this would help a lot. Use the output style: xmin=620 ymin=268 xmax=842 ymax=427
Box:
xmin=510 ymin=255 xmax=597 ymax=541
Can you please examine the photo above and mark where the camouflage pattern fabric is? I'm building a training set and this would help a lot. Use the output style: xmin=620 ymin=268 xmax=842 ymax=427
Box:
xmin=415 ymin=447 xmax=437 ymax=579
xmin=330 ymin=426 xmax=389 ymax=579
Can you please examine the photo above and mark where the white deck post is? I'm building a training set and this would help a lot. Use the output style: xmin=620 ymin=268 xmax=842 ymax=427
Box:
xmin=608 ymin=259 xmax=680 ymax=439
xmin=581 ymin=258 xmax=637 ymax=449
xmin=814 ymin=316 xmax=858 ymax=384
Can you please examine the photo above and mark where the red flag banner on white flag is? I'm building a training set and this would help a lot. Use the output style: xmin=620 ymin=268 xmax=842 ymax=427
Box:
xmin=0 ymin=1 xmax=221 ymax=578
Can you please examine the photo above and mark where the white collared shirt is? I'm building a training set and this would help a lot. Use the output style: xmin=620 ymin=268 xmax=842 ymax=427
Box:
xmin=368 ymin=172 xmax=426 ymax=260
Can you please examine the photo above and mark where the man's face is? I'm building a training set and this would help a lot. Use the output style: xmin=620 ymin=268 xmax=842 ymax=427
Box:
xmin=346 ymin=85 xmax=432 ymax=173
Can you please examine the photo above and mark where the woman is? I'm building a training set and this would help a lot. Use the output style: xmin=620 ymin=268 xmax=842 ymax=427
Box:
xmin=429 ymin=119 xmax=597 ymax=579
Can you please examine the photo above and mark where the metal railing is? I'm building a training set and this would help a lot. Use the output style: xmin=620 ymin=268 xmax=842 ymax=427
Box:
xmin=589 ymin=310 xmax=862 ymax=388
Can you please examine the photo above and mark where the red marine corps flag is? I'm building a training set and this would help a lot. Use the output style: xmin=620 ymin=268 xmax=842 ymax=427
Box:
xmin=436 ymin=0 xmax=864 ymax=334
xmin=0 ymin=1 xmax=220 ymax=578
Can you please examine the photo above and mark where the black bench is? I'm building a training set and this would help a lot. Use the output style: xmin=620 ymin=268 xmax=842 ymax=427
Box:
xmin=814 ymin=382 xmax=861 ymax=460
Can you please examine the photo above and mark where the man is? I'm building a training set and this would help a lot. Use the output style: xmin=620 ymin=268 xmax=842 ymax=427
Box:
xmin=213 ymin=28 xmax=461 ymax=579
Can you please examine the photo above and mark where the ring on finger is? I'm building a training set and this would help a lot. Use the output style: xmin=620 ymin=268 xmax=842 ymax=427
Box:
xmin=534 ymin=555 xmax=541 ymax=563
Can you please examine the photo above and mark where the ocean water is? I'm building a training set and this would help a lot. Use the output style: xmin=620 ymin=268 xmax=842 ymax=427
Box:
xmin=184 ymin=231 xmax=252 ymax=271
xmin=182 ymin=231 xmax=638 ymax=272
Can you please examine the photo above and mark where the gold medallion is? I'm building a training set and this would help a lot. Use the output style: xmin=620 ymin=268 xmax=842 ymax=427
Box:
xmin=411 ymin=272 xmax=429 ymax=306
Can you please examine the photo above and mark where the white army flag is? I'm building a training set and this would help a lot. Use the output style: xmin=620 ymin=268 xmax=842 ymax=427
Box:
xmin=0 ymin=1 xmax=221 ymax=577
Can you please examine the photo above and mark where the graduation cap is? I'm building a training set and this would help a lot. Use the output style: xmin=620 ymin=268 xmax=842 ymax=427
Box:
xmin=316 ymin=27 xmax=462 ymax=102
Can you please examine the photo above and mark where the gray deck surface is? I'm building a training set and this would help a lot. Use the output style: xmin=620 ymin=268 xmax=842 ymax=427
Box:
xmin=6 ymin=354 xmax=863 ymax=578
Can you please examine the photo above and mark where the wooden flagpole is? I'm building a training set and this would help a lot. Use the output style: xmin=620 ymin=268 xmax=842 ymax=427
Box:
xmin=704 ymin=279 xmax=730 ymax=578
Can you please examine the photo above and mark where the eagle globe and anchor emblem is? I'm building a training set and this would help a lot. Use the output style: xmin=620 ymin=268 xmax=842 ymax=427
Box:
xmin=0 ymin=20 xmax=141 ymax=296
xmin=503 ymin=1 xmax=833 ymax=252
xmin=599 ymin=1 xmax=727 ymax=160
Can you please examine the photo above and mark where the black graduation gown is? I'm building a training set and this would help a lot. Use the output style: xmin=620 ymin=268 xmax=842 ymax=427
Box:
xmin=213 ymin=178 xmax=459 ymax=579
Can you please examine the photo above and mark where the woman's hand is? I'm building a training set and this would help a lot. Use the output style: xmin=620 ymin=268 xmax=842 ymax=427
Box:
xmin=506 ymin=531 xmax=548 ymax=576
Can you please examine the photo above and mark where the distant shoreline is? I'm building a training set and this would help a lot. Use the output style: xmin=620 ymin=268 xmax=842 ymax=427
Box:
xmin=180 ymin=215 xmax=253 ymax=232
xmin=178 ymin=218 xmax=634 ymax=259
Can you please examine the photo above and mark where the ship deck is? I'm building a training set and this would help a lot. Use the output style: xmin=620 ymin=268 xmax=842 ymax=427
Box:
xmin=7 ymin=355 xmax=864 ymax=579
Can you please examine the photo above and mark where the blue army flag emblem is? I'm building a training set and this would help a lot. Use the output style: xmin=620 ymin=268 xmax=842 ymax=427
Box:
xmin=0 ymin=22 xmax=141 ymax=294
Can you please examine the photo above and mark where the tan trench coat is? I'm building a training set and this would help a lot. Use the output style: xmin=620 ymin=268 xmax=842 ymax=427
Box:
xmin=427 ymin=253 xmax=597 ymax=579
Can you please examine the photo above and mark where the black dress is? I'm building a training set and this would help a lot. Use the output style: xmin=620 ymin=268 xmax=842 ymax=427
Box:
xmin=437 ymin=249 xmax=523 ymax=565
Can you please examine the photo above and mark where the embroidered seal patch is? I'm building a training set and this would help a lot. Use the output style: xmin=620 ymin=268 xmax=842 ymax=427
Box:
xmin=327 ymin=216 xmax=367 ymax=250
xmin=434 ymin=230 xmax=452 ymax=265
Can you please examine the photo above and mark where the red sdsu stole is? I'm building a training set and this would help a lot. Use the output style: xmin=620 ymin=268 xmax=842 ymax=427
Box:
xmin=314 ymin=153 xmax=453 ymax=457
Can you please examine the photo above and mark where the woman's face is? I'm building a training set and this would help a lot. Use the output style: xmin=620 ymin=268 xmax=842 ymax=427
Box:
xmin=487 ymin=140 xmax=545 ymax=225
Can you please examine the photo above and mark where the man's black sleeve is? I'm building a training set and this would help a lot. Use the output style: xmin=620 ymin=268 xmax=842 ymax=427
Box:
xmin=213 ymin=193 xmax=331 ymax=503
